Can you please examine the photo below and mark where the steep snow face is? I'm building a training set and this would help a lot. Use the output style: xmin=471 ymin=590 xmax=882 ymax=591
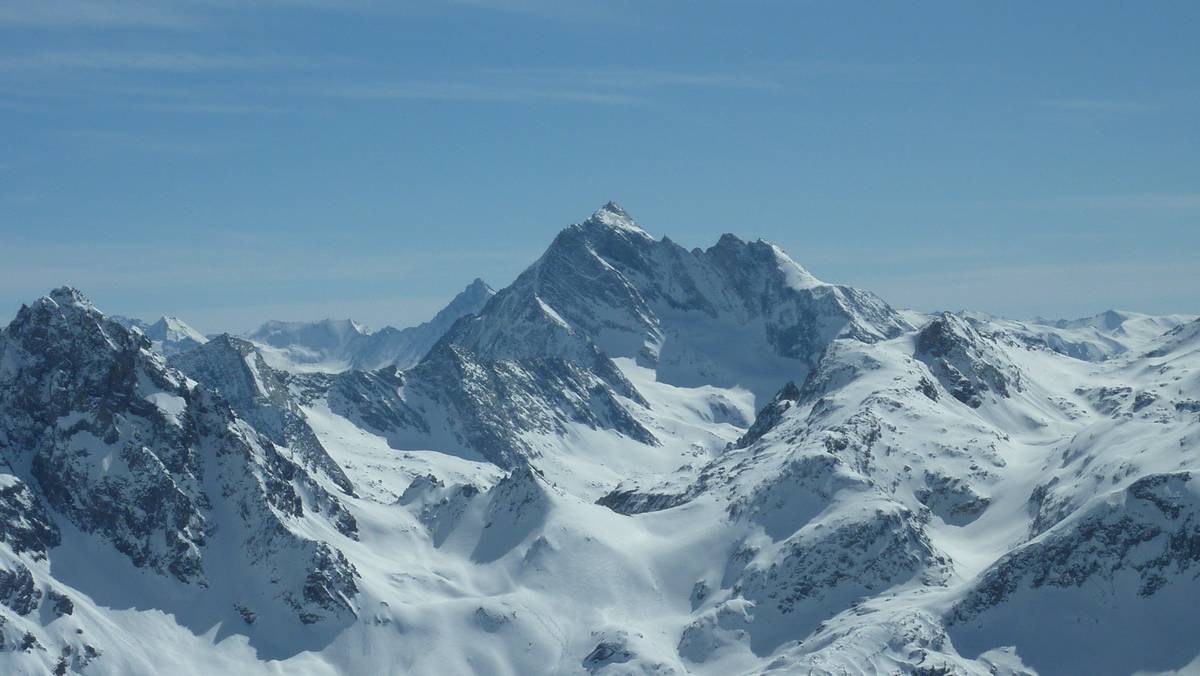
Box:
xmin=444 ymin=203 xmax=911 ymax=403
xmin=150 ymin=317 xmax=208 ymax=351
xmin=245 ymin=279 xmax=495 ymax=373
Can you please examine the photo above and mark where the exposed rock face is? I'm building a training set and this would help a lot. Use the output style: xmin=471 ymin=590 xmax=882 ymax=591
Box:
xmin=596 ymin=482 xmax=696 ymax=516
xmin=0 ymin=564 xmax=40 ymax=615
xmin=915 ymin=313 xmax=1023 ymax=408
xmin=0 ymin=475 xmax=60 ymax=559
xmin=1 ymin=288 xmax=211 ymax=582
xmin=916 ymin=472 xmax=991 ymax=526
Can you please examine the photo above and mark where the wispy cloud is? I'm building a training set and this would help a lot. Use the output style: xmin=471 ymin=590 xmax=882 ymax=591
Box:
xmin=315 ymin=66 xmax=781 ymax=106
xmin=1040 ymin=98 xmax=1157 ymax=114
xmin=493 ymin=67 xmax=780 ymax=91
xmin=0 ymin=0 xmax=628 ymax=31
xmin=0 ymin=60 xmax=292 ymax=116
xmin=318 ymin=80 xmax=646 ymax=105
xmin=59 ymin=129 xmax=233 ymax=154
xmin=0 ymin=0 xmax=194 ymax=29
xmin=441 ymin=0 xmax=621 ymax=21
xmin=0 ymin=51 xmax=302 ymax=72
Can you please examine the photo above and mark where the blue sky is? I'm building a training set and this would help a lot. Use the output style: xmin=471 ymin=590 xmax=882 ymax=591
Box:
xmin=1 ymin=0 xmax=1197 ymax=333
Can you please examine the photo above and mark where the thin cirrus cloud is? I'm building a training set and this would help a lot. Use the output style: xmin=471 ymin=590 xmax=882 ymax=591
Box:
xmin=317 ymin=80 xmax=648 ymax=105
xmin=0 ymin=0 xmax=624 ymax=30
xmin=489 ymin=67 xmax=781 ymax=91
xmin=0 ymin=51 xmax=306 ymax=72
xmin=315 ymin=67 xmax=781 ymax=106
xmin=1039 ymin=98 xmax=1158 ymax=114
xmin=0 ymin=0 xmax=194 ymax=29
xmin=0 ymin=44 xmax=780 ymax=109
xmin=0 ymin=0 xmax=384 ymax=30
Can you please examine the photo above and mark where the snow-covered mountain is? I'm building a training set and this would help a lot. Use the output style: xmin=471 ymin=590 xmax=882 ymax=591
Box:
xmin=244 ymin=278 xmax=494 ymax=372
xmin=958 ymin=309 xmax=1193 ymax=362
xmin=0 ymin=204 xmax=1196 ymax=675
xmin=0 ymin=289 xmax=359 ymax=673
xmin=112 ymin=315 xmax=208 ymax=356
xmin=444 ymin=202 xmax=909 ymax=402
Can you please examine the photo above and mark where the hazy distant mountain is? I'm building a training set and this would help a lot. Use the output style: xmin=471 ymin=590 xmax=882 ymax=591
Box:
xmin=244 ymin=278 xmax=494 ymax=372
xmin=112 ymin=314 xmax=208 ymax=356
xmin=2 ymin=205 xmax=1197 ymax=676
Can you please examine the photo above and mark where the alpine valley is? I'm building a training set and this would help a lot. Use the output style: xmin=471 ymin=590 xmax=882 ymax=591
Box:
xmin=1 ymin=203 xmax=1197 ymax=675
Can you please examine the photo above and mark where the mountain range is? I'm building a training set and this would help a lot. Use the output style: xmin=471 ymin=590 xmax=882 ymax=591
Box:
xmin=0 ymin=203 xmax=1196 ymax=675
xmin=243 ymin=277 xmax=495 ymax=373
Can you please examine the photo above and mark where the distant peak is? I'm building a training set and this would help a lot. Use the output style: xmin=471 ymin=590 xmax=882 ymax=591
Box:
xmin=465 ymin=278 xmax=494 ymax=295
xmin=599 ymin=200 xmax=629 ymax=218
xmin=429 ymin=278 xmax=496 ymax=328
xmin=1034 ymin=309 xmax=1133 ymax=332
xmin=585 ymin=201 xmax=650 ymax=237
xmin=150 ymin=315 xmax=208 ymax=345
xmin=207 ymin=332 xmax=257 ymax=355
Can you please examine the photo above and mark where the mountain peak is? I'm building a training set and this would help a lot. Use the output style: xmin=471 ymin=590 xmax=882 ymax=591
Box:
xmin=46 ymin=286 xmax=94 ymax=311
xmin=150 ymin=316 xmax=207 ymax=343
xmin=584 ymin=201 xmax=650 ymax=237
xmin=460 ymin=278 xmax=495 ymax=301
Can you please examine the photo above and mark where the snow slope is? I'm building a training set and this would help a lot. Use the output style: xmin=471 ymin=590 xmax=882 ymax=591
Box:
xmin=0 ymin=205 xmax=1196 ymax=676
